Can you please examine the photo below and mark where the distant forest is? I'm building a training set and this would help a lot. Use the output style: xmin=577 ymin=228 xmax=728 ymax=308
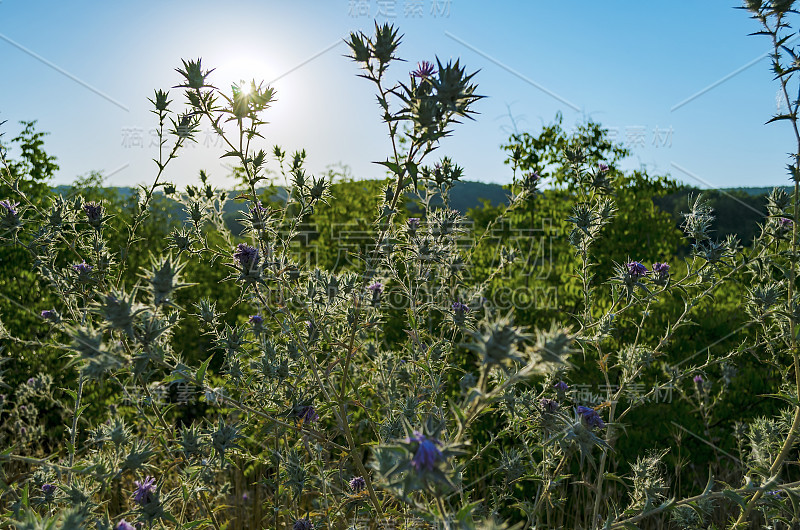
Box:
xmin=54 ymin=180 xmax=775 ymax=247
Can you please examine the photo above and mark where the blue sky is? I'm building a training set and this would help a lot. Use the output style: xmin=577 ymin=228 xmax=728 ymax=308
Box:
xmin=0 ymin=1 xmax=791 ymax=189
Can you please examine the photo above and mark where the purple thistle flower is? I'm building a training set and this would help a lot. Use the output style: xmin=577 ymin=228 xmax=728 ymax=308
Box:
xmin=248 ymin=314 xmax=263 ymax=325
xmin=779 ymin=217 xmax=794 ymax=231
xmin=540 ymin=398 xmax=560 ymax=413
xmin=407 ymin=217 xmax=421 ymax=231
xmin=298 ymin=405 xmax=319 ymax=423
xmin=367 ymin=282 xmax=384 ymax=306
xmin=554 ymin=381 xmax=569 ymax=392
xmin=27 ymin=377 xmax=35 ymax=385
xmin=40 ymin=309 xmax=57 ymax=320
xmin=652 ymin=262 xmax=670 ymax=284
xmin=73 ymin=260 xmax=93 ymax=274
xmin=693 ymin=375 xmax=704 ymax=384
xmin=652 ymin=262 xmax=670 ymax=276
xmin=577 ymin=405 xmax=606 ymax=430
xmin=452 ymin=301 xmax=470 ymax=313
xmin=293 ymin=518 xmax=314 ymax=530
xmin=233 ymin=243 xmax=260 ymax=271
xmin=83 ymin=201 xmax=103 ymax=222
xmin=349 ymin=475 xmax=366 ymax=493
xmin=115 ymin=520 xmax=136 ymax=530
xmin=523 ymin=171 xmax=541 ymax=186
xmin=598 ymin=162 xmax=609 ymax=172
xmin=626 ymin=261 xmax=648 ymax=279
xmin=242 ymin=492 xmax=250 ymax=503
xmin=0 ymin=199 xmax=19 ymax=217
xmin=412 ymin=60 xmax=437 ymax=79
xmin=133 ymin=476 xmax=156 ymax=505
xmin=408 ymin=431 xmax=443 ymax=473
xmin=41 ymin=483 xmax=56 ymax=495
xmin=452 ymin=301 xmax=470 ymax=324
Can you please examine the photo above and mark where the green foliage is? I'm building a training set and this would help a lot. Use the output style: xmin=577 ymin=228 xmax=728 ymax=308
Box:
xmin=3 ymin=11 xmax=800 ymax=530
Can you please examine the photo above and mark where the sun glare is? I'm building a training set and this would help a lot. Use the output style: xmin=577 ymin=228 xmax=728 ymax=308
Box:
xmin=237 ymin=80 xmax=252 ymax=96
xmin=212 ymin=52 xmax=274 ymax=97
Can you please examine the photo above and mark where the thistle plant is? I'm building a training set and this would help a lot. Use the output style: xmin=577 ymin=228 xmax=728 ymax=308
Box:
xmin=4 ymin=8 xmax=800 ymax=530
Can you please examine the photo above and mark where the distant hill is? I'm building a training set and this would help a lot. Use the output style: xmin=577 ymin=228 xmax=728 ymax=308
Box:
xmin=53 ymin=180 xmax=510 ymax=215
xmin=52 ymin=181 xmax=794 ymax=247
xmin=721 ymin=186 xmax=792 ymax=196
xmin=448 ymin=181 xmax=510 ymax=211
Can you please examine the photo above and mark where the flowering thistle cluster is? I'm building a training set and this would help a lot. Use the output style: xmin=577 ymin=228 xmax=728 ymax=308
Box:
xmin=616 ymin=259 xmax=671 ymax=298
xmin=521 ymin=170 xmax=541 ymax=194
xmin=576 ymin=405 xmax=606 ymax=430
xmin=40 ymin=308 xmax=59 ymax=322
xmin=83 ymin=201 xmax=104 ymax=229
xmin=540 ymin=398 xmax=560 ymax=414
xmin=412 ymin=60 xmax=436 ymax=79
xmin=626 ymin=261 xmax=648 ymax=280
xmin=248 ymin=314 xmax=264 ymax=333
xmin=349 ymin=475 xmax=367 ymax=493
xmin=367 ymin=281 xmax=383 ymax=307
xmin=133 ymin=476 xmax=156 ymax=505
xmin=232 ymin=243 xmax=263 ymax=284
xmin=296 ymin=404 xmax=319 ymax=424
xmin=452 ymin=300 xmax=470 ymax=325
xmin=293 ymin=518 xmax=314 ymax=530
xmin=651 ymin=261 xmax=670 ymax=285
xmin=408 ymin=431 xmax=443 ymax=472
xmin=371 ymin=422 xmax=464 ymax=496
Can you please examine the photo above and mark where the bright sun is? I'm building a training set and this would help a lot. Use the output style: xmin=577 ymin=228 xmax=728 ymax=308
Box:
xmin=237 ymin=81 xmax=252 ymax=96
xmin=211 ymin=51 xmax=275 ymax=96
